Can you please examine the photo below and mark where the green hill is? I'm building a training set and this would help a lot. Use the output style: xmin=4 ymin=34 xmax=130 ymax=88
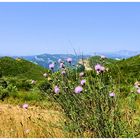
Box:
xmin=88 ymin=56 xmax=117 ymax=68
xmin=109 ymin=55 xmax=140 ymax=83
xmin=0 ymin=57 xmax=49 ymax=80
xmin=88 ymin=55 xmax=140 ymax=84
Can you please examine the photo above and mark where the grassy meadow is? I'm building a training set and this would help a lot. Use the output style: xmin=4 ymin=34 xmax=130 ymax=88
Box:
xmin=0 ymin=55 xmax=140 ymax=137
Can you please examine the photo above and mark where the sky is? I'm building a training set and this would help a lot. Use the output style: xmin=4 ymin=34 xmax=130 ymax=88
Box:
xmin=0 ymin=2 xmax=140 ymax=56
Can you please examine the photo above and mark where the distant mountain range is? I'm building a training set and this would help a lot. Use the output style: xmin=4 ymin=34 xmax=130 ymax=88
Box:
xmin=1 ymin=50 xmax=140 ymax=69
xmin=94 ymin=50 xmax=140 ymax=59
xmin=14 ymin=54 xmax=90 ymax=70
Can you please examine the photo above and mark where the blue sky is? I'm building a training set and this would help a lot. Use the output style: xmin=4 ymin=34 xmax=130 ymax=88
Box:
xmin=0 ymin=2 xmax=140 ymax=56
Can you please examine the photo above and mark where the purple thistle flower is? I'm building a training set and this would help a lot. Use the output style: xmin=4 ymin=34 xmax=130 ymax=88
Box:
xmin=95 ymin=64 xmax=105 ymax=73
xmin=66 ymin=58 xmax=72 ymax=63
xmin=137 ymin=89 xmax=140 ymax=94
xmin=61 ymin=70 xmax=66 ymax=75
xmin=95 ymin=64 xmax=102 ymax=71
xmin=74 ymin=86 xmax=83 ymax=94
xmin=109 ymin=92 xmax=115 ymax=97
xmin=81 ymin=79 xmax=86 ymax=86
xmin=79 ymin=72 xmax=84 ymax=77
xmin=54 ymin=86 xmax=60 ymax=94
xmin=22 ymin=104 xmax=29 ymax=109
xmin=60 ymin=62 xmax=65 ymax=69
xmin=49 ymin=63 xmax=55 ymax=70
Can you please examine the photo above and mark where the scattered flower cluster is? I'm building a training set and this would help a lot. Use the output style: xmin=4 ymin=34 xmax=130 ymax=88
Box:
xmin=50 ymin=58 xmax=116 ymax=97
xmin=48 ymin=57 xmax=73 ymax=73
xmin=19 ymin=56 xmax=119 ymax=113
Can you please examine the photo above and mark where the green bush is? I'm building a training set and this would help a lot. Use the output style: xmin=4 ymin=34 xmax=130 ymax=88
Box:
xmin=0 ymin=86 xmax=9 ymax=101
xmin=0 ymin=78 xmax=8 ymax=88
xmin=38 ymin=80 xmax=52 ymax=93
xmin=16 ymin=79 xmax=32 ymax=91
xmin=50 ymin=72 xmax=131 ymax=137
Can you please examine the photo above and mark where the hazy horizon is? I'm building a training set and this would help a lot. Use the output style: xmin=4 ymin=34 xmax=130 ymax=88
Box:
xmin=0 ymin=3 xmax=140 ymax=56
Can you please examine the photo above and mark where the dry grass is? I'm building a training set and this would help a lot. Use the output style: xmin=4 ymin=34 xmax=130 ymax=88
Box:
xmin=0 ymin=103 xmax=67 ymax=138
xmin=79 ymin=59 xmax=92 ymax=71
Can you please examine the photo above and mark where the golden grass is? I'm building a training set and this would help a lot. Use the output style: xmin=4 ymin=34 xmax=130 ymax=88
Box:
xmin=79 ymin=59 xmax=92 ymax=71
xmin=0 ymin=103 xmax=67 ymax=138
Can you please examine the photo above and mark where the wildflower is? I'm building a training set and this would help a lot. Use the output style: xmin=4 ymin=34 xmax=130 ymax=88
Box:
xmin=81 ymin=79 xmax=86 ymax=86
xmin=74 ymin=86 xmax=83 ymax=94
xmin=60 ymin=62 xmax=65 ymax=69
xmin=66 ymin=58 xmax=72 ymax=64
xmin=95 ymin=64 xmax=102 ymax=71
xmin=54 ymin=86 xmax=60 ymax=94
xmin=79 ymin=72 xmax=84 ymax=77
xmin=49 ymin=63 xmax=55 ymax=70
xmin=109 ymin=92 xmax=115 ymax=97
xmin=43 ymin=73 xmax=48 ymax=77
xmin=95 ymin=64 xmax=105 ymax=73
xmin=137 ymin=89 xmax=140 ymax=94
xmin=61 ymin=70 xmax=66 ymax=75
xmin=22 ymin=104 xmax=29 ymax=109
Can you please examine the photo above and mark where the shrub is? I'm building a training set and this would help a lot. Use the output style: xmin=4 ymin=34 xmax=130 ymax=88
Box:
xmin=16 ymin=79 xmax=32 ymax=91
xmin=0 ymin=86 xmax=9 ymax=101
xmin=0 ymin=78 xmax=8 ymax=88
xmin=38 ymin=80 xmax=52 ymax=93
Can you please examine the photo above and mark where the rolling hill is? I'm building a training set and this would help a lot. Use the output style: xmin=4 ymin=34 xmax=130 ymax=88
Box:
xmin=0 ymin=57 xmax=48 ymax=80
xmin=88 ymin=55 xmax=140 ymax=84
xmin=109 ymin=55 xmax=140 ymax=83
xmin=88 ymin=55 xmax=117 ymax=68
